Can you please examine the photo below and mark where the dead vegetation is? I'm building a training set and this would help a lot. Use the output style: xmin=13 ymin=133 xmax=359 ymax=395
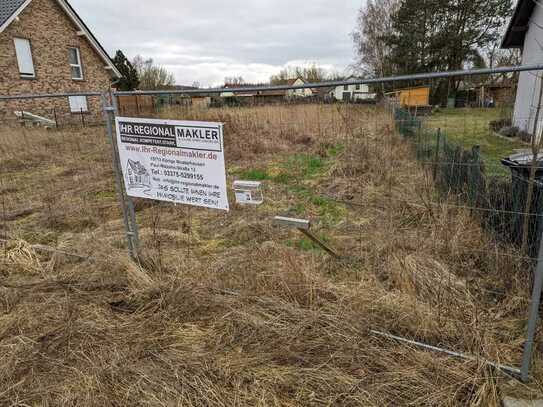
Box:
xmin=0 ymin=104 xmax=542 ymax=406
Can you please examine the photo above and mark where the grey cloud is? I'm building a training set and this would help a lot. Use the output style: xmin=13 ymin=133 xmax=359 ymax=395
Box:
xmin=71 ymin=0 xmax=363 ymax=86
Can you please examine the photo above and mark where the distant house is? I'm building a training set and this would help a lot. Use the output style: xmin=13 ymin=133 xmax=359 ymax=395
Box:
xmin=0 ymin=0 xmax=120 ymax=123
xmin=472 ymin=83 xmax=515 ymax=108
xmin=286 ymin=78 xmax=313 ymax=98
xmin=313 ymin=86 xmax=335 ymax=102
xmin=330 ymin=78 xmax=376 ymax=102
xmin=502 ymin=0 xmax=543 ymax=136
xmin=220 ymin=84 xmax=256 ymax=99
xmin=255 ymin=90 xmax=287 ymax=104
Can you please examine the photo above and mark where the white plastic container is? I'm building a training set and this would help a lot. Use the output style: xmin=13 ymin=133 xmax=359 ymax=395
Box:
xmin=233 ymin=180 xmax=264 ymax=205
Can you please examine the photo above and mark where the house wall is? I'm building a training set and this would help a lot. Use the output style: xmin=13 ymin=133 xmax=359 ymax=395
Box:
xmin=513 ymin=4 xmax=543 ymax=135
xmin=0 ymin=0 xmax=114 ymax=124
xmin=331 ymin=84 xmax=375 ymax=101
xmin=287 ymin=79 xmax=312 ymax=98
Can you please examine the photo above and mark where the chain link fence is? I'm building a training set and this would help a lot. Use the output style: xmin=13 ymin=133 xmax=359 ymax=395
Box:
xmin=0 ymin=94 xmax=125 ymax=259
xmin=2 ymin=65 xmax=543 ymax=403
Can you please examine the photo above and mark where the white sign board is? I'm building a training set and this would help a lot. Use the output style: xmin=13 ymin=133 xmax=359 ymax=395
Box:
xmin=115 ymin=117 xmax=229 ymax=211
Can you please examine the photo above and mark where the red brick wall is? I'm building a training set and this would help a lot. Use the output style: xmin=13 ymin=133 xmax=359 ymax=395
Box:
xmin=0 ymin=0 xmax=115 ymax=124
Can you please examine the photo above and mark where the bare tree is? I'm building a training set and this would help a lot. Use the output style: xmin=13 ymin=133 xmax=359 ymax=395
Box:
xmin=351 ymin=0 xmax=398 ymax=78
xmin=270 ymin=64 xmax=329 ymax=84
xmin=132 ymin=55 xmax=176 ymax=90
xmin=224 ymin=76 xmax=245 ymax=86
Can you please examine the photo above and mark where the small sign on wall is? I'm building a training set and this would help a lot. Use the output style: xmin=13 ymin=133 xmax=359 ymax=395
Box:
xmin=115 ymin=117 xmax=229 ymax=211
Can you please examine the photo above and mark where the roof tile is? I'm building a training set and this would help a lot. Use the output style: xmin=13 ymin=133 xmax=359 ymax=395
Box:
xmin=0 ymin=0 xmax=27 ymax=28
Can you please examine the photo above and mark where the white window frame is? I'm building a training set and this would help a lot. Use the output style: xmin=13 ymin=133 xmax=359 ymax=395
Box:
xmin=69 ymin=47 xmax=84 ymax=80
xmin=68 ymin=96 xmax=88 ymax=113
xmin=13 ymin=37 xmax=35 ymax=78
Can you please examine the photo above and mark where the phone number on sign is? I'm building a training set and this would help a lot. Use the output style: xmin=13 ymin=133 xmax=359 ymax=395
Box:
xmin=163 ymin=170 xmax=204 ymax=181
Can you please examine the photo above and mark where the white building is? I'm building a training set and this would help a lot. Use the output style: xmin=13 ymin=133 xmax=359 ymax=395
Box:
xmin=330 ymin=78 xmax=376 ymax=102
xmin=286 ymin=78 xmax=313 ymax=98
xmin=502 ymin=0 xmax=543 ymax=137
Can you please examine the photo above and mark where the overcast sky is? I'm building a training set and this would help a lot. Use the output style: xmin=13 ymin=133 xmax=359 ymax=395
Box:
xmin=70 ymin=0 xmax=363 ymax=87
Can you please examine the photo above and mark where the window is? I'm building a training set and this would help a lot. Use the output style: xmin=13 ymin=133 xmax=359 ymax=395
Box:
xmin=344 ymin=85 xmax=348 ymax=91
xmin=14 ymin=38 xmax=35 ymax=78
xmin=69 ymin=47 xmax=83 ymax=79
xmin=68 ymin=96 xmax=88 ymax=113
xmin=356 ymin=84 xmax=360 ymax=91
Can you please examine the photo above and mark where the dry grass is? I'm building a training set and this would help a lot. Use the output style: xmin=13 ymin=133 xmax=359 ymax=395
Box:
xmin=0 ymin=103 xmax=542 ymax=406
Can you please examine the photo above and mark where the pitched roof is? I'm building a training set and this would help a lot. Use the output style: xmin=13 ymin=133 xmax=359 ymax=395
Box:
xmin=286 ymin=77 xmax=305 ymax=86
xmin=313 ymin=86 xmax=334 ymax=95
xmin=0 ymin=0 xmax=121 ymax=77
xmin=0 ymin=0 xmax=27 ymax=28
xmin=502 ymin=0 xmax=536 ymax=48
xmin=256 ymin=90 xmax=286 ymax=96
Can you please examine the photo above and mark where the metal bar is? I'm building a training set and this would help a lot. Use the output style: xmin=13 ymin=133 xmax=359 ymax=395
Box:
xmin=520 ymin=226 xmax=543 ymax=382
xmin=274 ymin=216 xmax=311 ymax=230
xmin=371 ymin=330 xmax=522 ymax=377
xmin=111 ymin=93 xmax=140 ymax=251
xmin=101 ymin=93 xmax=136 ymax=259
xmin=433 ymin=128 xmax=441 ymax=180
xmin=0 ymin=91 xmax=102 ymax=100
xmin=53 ymin=108 xmax=58 ymax=128
xmin=2 ymin=64 xmax=543 ymax=101
xmin=298 ymin=228 xmax=340 ymax=259
xmin=110 ymin=63 xmax=543 ymax=97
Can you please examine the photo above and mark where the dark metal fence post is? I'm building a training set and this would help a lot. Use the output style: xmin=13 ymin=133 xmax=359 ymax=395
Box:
xmin=433 ymin=128 xmax=441 ymax=180
xmin=53 ymin=107 xmax=58 ymax=129
xmin=520 ymin=229 xmax=543 ymax=382
xmin=101 ymin=93 xmax=139 ymax=259
xmin=111 ymin=93 xmax=140 ymax=251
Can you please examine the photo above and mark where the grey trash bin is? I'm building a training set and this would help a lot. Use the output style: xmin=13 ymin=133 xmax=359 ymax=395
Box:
xmin=501 ymin=151 xmax=543 ymax=257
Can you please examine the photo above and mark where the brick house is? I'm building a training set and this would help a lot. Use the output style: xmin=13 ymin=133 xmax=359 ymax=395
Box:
xmin=0 ymin=0 xmax=121 ymax=125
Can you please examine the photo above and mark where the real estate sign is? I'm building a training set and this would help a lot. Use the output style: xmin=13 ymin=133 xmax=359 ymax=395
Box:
xmin=115 ymin=117 xmax=229 ymax=211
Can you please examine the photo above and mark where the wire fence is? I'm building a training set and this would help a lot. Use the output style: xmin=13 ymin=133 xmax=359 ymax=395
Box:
xmin=2 ymin=65 xmax=543 ymax=386
xmin=0 ymin=93 xmax=104 ymax=129
xmin=394 ymin=105 xmax=543 ymax=258
xmin=0 ymin=94 xmax=124 ymax=259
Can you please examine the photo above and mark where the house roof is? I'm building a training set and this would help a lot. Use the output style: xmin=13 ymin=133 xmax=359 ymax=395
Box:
xmin=313 ymin=86 xmax=334 ymax=95
xmin=256 ymin=90 xmax=286 ymax=96
xmin=502 ymin=0 xmax=536 ymax=48
xmin=0 ymin=0 xmax=121 ymax=78
xmin=287 ymin=77 xmax=305 ymax=86
xmin=0 ymin=0 xmax=27 ymax=28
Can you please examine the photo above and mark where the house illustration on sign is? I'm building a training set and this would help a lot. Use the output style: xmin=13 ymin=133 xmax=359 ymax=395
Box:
xmin=126 ymin=159 xmax=151 ymax=191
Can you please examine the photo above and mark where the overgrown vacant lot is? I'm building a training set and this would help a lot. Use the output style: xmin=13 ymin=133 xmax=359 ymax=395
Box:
xmin=1 ymin=104 xmax=542 ymax=406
